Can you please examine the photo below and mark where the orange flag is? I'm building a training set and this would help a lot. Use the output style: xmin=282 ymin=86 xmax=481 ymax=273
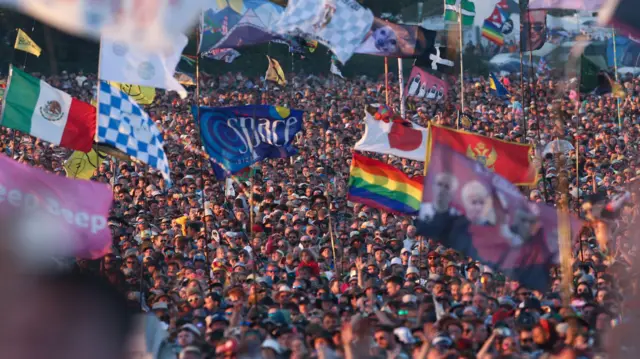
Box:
xmin=429 ymin=124 xmax=535 ymax=185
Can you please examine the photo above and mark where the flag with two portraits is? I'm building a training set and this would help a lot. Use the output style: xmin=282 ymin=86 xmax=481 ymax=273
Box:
xmin=417 ymin=142 xmax=584 ymax=291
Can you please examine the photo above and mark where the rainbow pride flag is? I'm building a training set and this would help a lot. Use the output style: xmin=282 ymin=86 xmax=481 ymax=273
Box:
xmin=482 ymin=20 xmax=504 ymax=46
xmin=348 ymin=153 xmax=423 ymax=215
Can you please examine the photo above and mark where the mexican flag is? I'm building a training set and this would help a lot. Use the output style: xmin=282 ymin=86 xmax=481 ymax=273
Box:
xmin=444 ymin=0 xmax=476 ymax=26
xmin=1 ymin=66 xmax=96 ymax=153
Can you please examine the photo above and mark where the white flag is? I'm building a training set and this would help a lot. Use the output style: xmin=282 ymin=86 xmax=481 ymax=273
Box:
xmin=0 ymin=0 xmax=205 ymax=52
xmin=99 ymin=35 xmax=188 ymax=99
xmin=529 ymin=0 xmax=604 ymax=11
xmin=330 ymin=60 xmax=344 ymax=79
xmin=272 ymin=0 xmax=374 ymax=64
xmin=354 ymin=111 xmax=429 ymax=162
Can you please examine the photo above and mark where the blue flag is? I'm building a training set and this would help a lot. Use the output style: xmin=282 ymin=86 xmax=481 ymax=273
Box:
xmin=196 ymin=105 xmax=303 ymax=177
xmin=489 ymin=73 xmax=509 ymax=97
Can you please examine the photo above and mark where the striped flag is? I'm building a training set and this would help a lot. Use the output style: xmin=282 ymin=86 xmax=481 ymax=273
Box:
xmin=0 ymin=66 xmax=95 ymax=152
xmin=348 ymin=152 xmax=423 ymax=215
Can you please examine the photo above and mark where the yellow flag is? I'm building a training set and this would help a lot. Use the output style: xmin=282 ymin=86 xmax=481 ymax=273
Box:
xmin=265 ymin=56 xmax=287 ymax=86
xmin=175 ymin=216 xmax=188 ymax=236
xmin=14 ymin=29 xmax=41 ymax=57
xmin=109 ymin=82 xmax=156 ymax=105
xmin=64 ymin=149 xmax=108 ymax=180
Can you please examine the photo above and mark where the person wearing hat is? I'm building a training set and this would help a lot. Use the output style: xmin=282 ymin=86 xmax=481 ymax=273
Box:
xmin=177 ymin=323 xmax=202 ymax=350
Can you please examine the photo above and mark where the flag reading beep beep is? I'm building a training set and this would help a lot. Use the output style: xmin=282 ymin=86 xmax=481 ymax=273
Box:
xmin=14 ymin=28 xmax=41 ymax=57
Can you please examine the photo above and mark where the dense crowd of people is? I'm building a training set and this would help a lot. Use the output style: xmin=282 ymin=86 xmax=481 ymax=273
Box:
xmin=1 ymin=59 xmax=640 ymax=359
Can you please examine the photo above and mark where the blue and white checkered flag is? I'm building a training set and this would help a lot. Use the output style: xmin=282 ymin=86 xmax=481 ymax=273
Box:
xmin=97 ymin=81 xmax=171 ymax=184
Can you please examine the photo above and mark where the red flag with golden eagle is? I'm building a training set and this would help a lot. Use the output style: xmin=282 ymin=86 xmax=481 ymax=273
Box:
xmin=429 ymin=124 xmax=535 ymax=185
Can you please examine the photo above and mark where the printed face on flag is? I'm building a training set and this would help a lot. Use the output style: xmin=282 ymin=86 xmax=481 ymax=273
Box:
xmin=417 ymin=143 xmax=582 ymax=290
xmin=356 ymin=18 xmax=423 ymax=57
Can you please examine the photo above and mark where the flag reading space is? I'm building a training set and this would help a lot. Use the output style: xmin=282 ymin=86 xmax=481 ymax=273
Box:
xmin=195 ymin=105 xmax=303 ymax=175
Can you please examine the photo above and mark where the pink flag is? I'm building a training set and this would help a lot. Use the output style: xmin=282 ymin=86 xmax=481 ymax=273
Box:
xmin=0 ymin=155 xmax=112 ymax=259
xmin=405 ymin=66 xmax=448 ymax=101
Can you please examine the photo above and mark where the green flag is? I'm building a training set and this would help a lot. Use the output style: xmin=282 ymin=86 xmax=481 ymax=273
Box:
xmin=579 ymin=55 xmax=600 ymax=94
xmin=444 ymin=0 xmax=476 ymax=26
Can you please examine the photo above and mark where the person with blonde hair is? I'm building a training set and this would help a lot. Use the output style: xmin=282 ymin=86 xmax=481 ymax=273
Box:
xmin=460 ymin=181 xmax=496 ymax=226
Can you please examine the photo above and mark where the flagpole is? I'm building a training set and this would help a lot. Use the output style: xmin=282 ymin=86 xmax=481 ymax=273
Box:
xmin=612 ymin=28 xmax=622 ymax=128
xmin=22 ymin=20 xmax=36 ymax=69
xmin=194 ymin=15 xmax=211 ymax=261
xmin=519 ymin=10 xmax=527 ymax=142
xmin=384 ymin=57 xmax=389 ymax=105
xmin=398 ymin=58 xmax=405 ymax=118
xmin=458 ymin=8 xmax=465 ymax=129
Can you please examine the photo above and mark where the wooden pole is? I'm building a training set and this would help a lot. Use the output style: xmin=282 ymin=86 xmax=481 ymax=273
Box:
xmin=384 ymin=57 xmax=389 ymax=105
xmin=457 ymin=6 xmax=465 ymax=128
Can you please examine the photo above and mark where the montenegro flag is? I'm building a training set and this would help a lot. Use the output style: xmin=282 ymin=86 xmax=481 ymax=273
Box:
xmin=428 ymin=124 xmax=535 ymax=185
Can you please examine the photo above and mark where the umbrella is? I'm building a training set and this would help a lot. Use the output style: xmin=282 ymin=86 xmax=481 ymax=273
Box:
xmin=543 ymin=140 xmax=574 ymax=156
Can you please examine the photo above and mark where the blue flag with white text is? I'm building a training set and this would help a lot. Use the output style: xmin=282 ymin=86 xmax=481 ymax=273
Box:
xmin=195 ymin=105 xmax=303 ymax=176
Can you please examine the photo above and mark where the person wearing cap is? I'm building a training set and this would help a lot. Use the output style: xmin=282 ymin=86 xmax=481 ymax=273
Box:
xmin=177 ymin=323 xmax=202 ymax=350
xmin=373 ymin=324 xmax=409 ymax=359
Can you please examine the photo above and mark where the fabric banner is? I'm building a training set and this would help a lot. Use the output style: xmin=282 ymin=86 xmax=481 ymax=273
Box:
xmin=109 ymin=82 xmax=156 ymax=106
xmin=599 ymin=0 xmax=640 ymax=39
xmin=200 ymin=0 xmax=285 ymax=53
xmin=271 ymin=0 xmax=374 ymax=64
xmin=405 ymin=66 xmax=448 ymax=101
xmin=348 ymin=152 xmax=423 ymax=215
xmin=100 ymin=35 xmax=187 ymax=98
xmin=196 ymin=105 xmax=304 ymax=175
xmin=416 ymin=143 xmax=583 ymax=291
xmin=97 ymin=81 xmax=171 ymax=184
xmin=265 ymin=56 xmax=287 ymax=86
xmin=521 ymin=10 xmax=547 ymax=52
xmin=14 ymin=28 xmax=41 ymax=57
xmin=0 ymin=154 xmax=112 ymax=259
xmin=430 ymin=124 xmax=535 ymax=185
xmin=529 ymin=0 xmax=604 ymax=11
xmin=355 ymin=18 xmax=429 ymax=58
xmin=64 ymin=149 xmax=108 ymax=180
xmin=354 ymin=105 xmax=428 ymax=162
xmin=1 ymin=0 xmax=205 ymax=52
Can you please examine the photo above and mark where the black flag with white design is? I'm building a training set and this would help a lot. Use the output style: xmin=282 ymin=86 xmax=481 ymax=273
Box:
xmin=414 ymin=28 xmax=460 ymax=75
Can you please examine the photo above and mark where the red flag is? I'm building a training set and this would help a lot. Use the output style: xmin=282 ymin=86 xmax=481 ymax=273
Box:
xmin=405 ymin=66 xmax=448 ymax=101
xmin=429 ymin=124 xmax=535 ymax=185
